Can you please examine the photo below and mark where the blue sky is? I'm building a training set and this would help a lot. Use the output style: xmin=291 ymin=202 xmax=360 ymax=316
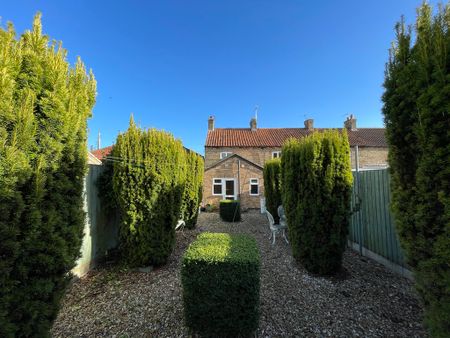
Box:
xmin=2 ymin=1 xmax=439 ymax=154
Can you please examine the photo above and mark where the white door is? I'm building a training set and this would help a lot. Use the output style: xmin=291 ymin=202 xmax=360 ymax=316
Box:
xmin=224 ymin=179 xmax=236 ymax=200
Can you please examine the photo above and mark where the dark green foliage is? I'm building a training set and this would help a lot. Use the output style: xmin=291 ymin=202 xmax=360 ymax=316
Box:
xmin=111 ymin=118 xmax=186 ymax=267
xmin=180 ymin=150 xmax=204 ymax=229
xmin=181 ymin=232 xmax=260 ymax=337
xmin=96 ymin=123 xmax=203 ymax=267
xmin=96 ymin=120 xmax=204 ymax=266
xmin=0 ymin=14 xmax=96 ymax=337
xmin=263 ymin=158 xmax=282 ymax=223
xmin=382 ymin=3 xmax=450 ymax=335
xmin=95 ymin=151 xmax=118 ymax=215
xmin=219 ymin=200 xmax=241 ymax=222
xmin=281 ymin=131 xmax=353 ymax=275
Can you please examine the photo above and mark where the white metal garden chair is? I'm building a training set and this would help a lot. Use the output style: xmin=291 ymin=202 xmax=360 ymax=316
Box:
xmin=175 ymin=220 xmax=185 ymax=231
xmin=265 ymin=210 xmax=289 ymax=245
xmin=278 ymin=205 xmax=287 ymax=228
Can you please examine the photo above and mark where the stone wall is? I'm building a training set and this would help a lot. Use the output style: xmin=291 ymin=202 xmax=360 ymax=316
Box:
xmin=204 ymin=146 xmax=281 ymax=168
xmin=205 ymin=146 xmax=388 ymax=170
xmin=203 ymin=156 xmax=263 ymax=210
xmin=350 ymin=147 xmax=388 ymax=169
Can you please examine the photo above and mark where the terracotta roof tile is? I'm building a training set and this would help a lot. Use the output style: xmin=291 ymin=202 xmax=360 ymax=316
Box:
xmin=205 ymin=128 xmax=387 ymax=148
xmin=91 ymin=146 xmax=113 ymax=160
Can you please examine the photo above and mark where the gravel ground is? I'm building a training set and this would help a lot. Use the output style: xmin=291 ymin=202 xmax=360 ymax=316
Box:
xmin=52 ymin=211 xmax=426 ymax=337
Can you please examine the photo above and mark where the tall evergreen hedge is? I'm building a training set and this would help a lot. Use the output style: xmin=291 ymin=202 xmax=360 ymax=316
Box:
xmin=382 ymin=3 xmax=450 ymax=335
xmin=281 ymin=130 xmax=353 ymax=275
xmin=263 ymin=158 xmax=282 ymax=223
xmin=0 ymin=14 xmax=96 ymax=337
xmin=109 ymin=118 xmax=204 ymax=267
xmin=180 ymin=149 xmax=204 ymax=228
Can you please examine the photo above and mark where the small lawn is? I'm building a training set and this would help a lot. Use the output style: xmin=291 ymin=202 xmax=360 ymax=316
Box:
xmin=52 ymin=211 xmax=425 ymax=337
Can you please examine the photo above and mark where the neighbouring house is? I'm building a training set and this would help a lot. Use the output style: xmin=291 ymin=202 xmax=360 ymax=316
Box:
xmin=203 ymin=115 xmax=388 ymax=210
xmin=90 ymin=145 xmax=114 ymax=163
xmin=88 ymin=150 xmax=103 ymax=165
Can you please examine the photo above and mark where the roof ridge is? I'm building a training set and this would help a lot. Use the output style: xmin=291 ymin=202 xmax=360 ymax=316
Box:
xmin=210 ymin=127 xmax=385 ymax=130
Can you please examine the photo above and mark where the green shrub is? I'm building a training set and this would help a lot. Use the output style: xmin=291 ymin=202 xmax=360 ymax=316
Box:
xmin=281 ymin=130 xmax=353 ymax=275
xmin=263 ymin=158 xmax=282 ymax=223
xmin=382 ymin=3 xmax=450 ymax=335
xmin=182 ymin=232 xmax=260 ymax=337
xmin=180 ymin=150 xmax=204 ymax=229
xmin=111 ymin=117 xmax=186 ymax=267
xmin=97 ymin=123 xmax=204 ymax=266
xmin=219 ymin=200 xmax=241 ymax=222
xmin=96 ymin=153 xmax=118 ymax=215
xmin=0 ymin=14 xmax=96 ymax=336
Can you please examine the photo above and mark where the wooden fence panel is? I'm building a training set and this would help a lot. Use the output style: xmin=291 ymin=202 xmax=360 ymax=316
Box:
xmin=349 ymin=169 xmax=408 ymax=269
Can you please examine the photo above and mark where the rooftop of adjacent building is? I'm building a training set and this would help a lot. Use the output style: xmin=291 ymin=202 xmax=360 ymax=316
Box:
xmin=205 ymin=115 xmax=387 ymax=148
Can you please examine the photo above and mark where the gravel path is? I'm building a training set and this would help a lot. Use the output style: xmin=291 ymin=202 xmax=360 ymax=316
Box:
xmin=52 ymin=211 xmax=426 ymax=337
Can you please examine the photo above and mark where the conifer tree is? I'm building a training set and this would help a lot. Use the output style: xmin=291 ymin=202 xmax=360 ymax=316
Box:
xmin=263 ymin=159 xmax=282 ymax=223
xmin=181 ymin=150 xmax=204 ymax=228
xmin=111 ymin=117 xmax=187 ymax=267
xmin=383 ymin=3 xmax=450 ymax=335
xmin=281 ymin=130 xmax=352 ymax=275
xmin=0 ymin=14 xmax=96 ymax=337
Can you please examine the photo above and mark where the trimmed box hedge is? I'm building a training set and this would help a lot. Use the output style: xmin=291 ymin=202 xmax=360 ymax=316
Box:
xmin=219 ymin=200 xmax=241 ymax=222
xmin=181 ymin=232 xmax=260 ymax=337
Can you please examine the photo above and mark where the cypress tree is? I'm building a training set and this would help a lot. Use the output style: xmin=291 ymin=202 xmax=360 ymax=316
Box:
xmin=0 ymin=13 xmax=96 ymax=337
xmin=280 ymin=138 xmax=302 ymax=247
xmin=111 ymin=117 xmax=186 ymax=267
xmin=263 ymin=158 xmax=282 ymax=223
xmin=383 ymin=3 xmax=450 ymax=335
xmin=0 ymin=22 xmax=28 ymax=336
xmin=181 ymin=150 xmax=204 ymax=228
xmin=96 ymin=151 xmax=118 ymax=215
xmin=281 ymin=131 xmax=352 ymax=275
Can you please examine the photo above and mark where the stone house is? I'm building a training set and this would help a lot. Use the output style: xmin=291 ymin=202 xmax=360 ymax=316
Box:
xmin=203 ymin=115 xmax=388 ymax=210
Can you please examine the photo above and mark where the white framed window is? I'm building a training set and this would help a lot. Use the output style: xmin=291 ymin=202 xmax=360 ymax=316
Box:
xmin=213 ymin=178 xmax=223 ymax=195
xmin=212 ymin=178 xmax=236 ymax=199
xmin=272 ymin=151 xmax=281 ymax=159
xmin=220 ymin=152 xmax=232 ymax=159
xmin=249 ymin=178 xmax=259 ymax=196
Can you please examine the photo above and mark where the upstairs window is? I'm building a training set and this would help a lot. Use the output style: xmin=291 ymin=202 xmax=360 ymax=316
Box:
xmin=220 ymin=152 xmax=232 ymax=159
xmin=272 ymin=151 xmax=282 ymax=159
xmin=250 ymin=178 xmax=259 ymax=196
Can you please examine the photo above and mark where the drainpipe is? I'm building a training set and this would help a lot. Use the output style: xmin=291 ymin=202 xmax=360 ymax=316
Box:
xmin=237 ymin=159 xmax=241 ymax=201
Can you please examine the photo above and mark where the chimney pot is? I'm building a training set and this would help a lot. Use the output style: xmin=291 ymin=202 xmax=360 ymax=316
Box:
xmin=304 ymin=118 xmax=314 ymax=131
xmin=208 ymin=116 xmax=215 ymax=131
xmin=250 ymin=117 xmax=257 ymax=131
xmin=344 ymin=114 xmax=357 ymax=131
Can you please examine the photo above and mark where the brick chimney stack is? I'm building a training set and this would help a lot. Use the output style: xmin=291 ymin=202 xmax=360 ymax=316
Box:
xmin=250 ymin=117 xmax=257 ymax=131
xmin=304 ymin=118 xmax=314 ymax=131
xmin=208 ymin=116 xmax=215 ymax=131
xmin=344 ymin=114 xmax=357 ymax=131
